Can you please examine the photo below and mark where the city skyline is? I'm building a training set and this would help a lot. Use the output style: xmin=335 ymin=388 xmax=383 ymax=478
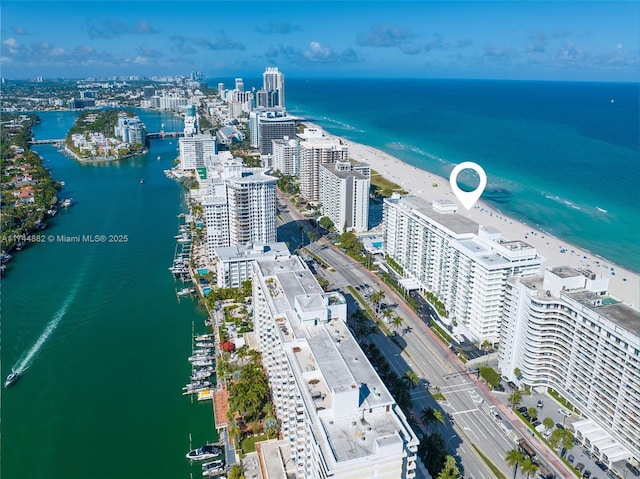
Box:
xmin=1 ymin=1 xmax=638 ymax=82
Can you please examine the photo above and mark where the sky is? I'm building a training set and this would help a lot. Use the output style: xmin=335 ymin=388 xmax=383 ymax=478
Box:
xmin=1 ymin=1 xmax=638 ymax=82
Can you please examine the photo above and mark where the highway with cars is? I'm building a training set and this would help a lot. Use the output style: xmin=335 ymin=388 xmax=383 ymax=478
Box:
xmin=275 ymin=192 xmax=577 ymax=479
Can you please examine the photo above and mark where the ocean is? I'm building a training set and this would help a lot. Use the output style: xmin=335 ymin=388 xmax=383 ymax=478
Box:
xmin=281 ymin=78 xmax=639 ymax=273
xmin=1 ymin=110 xmax=217 ymax=479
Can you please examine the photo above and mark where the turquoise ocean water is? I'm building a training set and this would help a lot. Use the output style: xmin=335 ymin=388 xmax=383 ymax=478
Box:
xmin=1 ymin=110 xmax=217 ymax=479
xmin=281 ymin=78 xmax=639 ymax=273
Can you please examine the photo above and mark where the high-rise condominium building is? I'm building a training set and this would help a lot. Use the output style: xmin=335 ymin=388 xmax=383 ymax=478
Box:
xmin=183 ymin=104 xmax=199 ymax=137
xmin=320 ymin=161 xmax=370 ymax=232
xmin=252 ymin=256 xmax=419 ymax=479
xmin=257 ymin=115 xmax=296 ymax=155
xmin=197 ymin=159 xmax=277 ymax=259
xmin=226 ymin=168 xmax=277 ymax=246
xmin=178 ymin=134 xmax=216 ymax=170
xmin=499 ymin=267 xmax=639 ymax=469
xmin=213 ymin=242 xmax=290 ymax=289
xmin=271 ymin=137 xmax=299 ymax=176
xmin=262 ymin=66 xmax=285 ymax=109
xmin=383 ymin=195 xmax=542 ymax=342
xmin=298 ymin=129 xmax=349 ymax=202
xmin=235 ymin=77 xmax=244 ymax=92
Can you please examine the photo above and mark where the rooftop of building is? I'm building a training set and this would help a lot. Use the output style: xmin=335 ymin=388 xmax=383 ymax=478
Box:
xmin=214 ymin=242 xmax=290 ymax=262
xmin=226 ymin=168 xmax=277 ymax=185
xmin=388 ymin=195 xmax=479 ymax=236
xmin=516 ymin=270 xmax=640 ymax=335
xmin=320 ymin=162 xmax=369 ymax=180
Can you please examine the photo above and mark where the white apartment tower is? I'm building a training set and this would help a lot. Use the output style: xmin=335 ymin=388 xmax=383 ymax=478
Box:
xmin=499 ymin=267 xmax=639 ymax=468
xmin=383 ymin=195 xmax=542 ymax=342
xmin=178 ymin=133 xmax=216 ymax=170
xmin=252 ymin=256 xmax=419 ymax=479
xmin=298 ymin=129 xmax=349 ymax=202
xmin=320 ymin=161 xmax=370 ymax=232
xmin=183 ymin=104 xmax=199 ymax=137
xmin=225 ymin=168 xmax=277 ymax=246
xmin=262 ymin=66 xmax=285 ymax=109
xmin=271 ymin=137 xmax=299 ymax=176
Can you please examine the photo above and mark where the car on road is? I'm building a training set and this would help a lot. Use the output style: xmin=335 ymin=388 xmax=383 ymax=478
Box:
xmin=559 ymin=408 xmax=572 ymax=417
xmin=447 ymin=413 xmax=454 ymax=423
xmin=556 ymin=423 xmax=565 ymax=430
xmin=507 ymin=381 xmax=517 ymax=389
xmin=518 ymin=406 xmax=528 ymax=413
xmin=576 ymin=463 xmax=585 ymax=473
xmin=568 ymin=454 xmax=575 ymax=464
xmin=584 ymin=470 xmax=592 ymax=478
xmin=537 ymin=400 xmax=544 ymax=408
xmin=532 ymin=420 xmax=541 ymax=427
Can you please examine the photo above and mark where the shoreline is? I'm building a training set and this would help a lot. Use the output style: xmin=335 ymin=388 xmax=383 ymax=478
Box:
xmin=63 ymin=144 xmax=148 ymax=163
xmin=301 ymin=121 xmax=639 ymax=309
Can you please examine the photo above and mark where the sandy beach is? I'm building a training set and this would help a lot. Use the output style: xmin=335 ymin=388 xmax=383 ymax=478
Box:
xmin=305 ymin=124 xmax=639 ymax=308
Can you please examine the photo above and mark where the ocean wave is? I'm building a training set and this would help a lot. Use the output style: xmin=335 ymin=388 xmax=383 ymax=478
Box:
xmin=319 ymin=116 xmax=365 ymax=133
xmin=385 ymin=141 xmax=449 ymax=164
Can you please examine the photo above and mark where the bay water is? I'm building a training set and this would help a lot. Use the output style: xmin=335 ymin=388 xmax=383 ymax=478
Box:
xmin=1 ymin=110 xmax=217 ymax=479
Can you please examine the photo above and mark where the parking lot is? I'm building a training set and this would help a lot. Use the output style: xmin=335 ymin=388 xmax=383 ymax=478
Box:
xmin=496 ymin=385 xmax=634 ymax=479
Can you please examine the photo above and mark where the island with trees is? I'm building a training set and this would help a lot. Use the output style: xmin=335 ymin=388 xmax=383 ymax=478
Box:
xmin=64 ymin=109 xmax=149 ymax=162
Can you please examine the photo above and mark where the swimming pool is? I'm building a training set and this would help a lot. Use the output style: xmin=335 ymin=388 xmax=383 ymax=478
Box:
xmin=197 ymin=268 xmax=210 ymax=275
xmin=372 ymin=241 xmax=383 ymax=249
xmin=203 ymin=287 xmax=212 ymax=295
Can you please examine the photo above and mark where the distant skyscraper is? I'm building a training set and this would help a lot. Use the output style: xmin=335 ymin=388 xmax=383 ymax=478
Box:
xmin=262 ymin=66 xmax=285 ymax=109
xmin=183 ymin=104 xmax=199 ymax=137
xmin=234 ymin=78 xmax=244 ymax=92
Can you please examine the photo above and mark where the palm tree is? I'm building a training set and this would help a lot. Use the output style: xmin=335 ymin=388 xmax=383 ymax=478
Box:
xmin=508 ymin=388 xmax=523 ymax=409
xmin=392 ymin=315 xmax=403 ymax=331
xmin=404 ymin=370 xmax=419 ymax=388
xmin=381 ymin=307 xmax=393 ymax=323
xmin=437 ymin=455 xmax=461 ymax=479
xmin=527 ymin=407 xmax=538 ymax=419
xmin=542 ymin=417 xmax=554 ymax=431
xmin=505 ymin=448 xmax=525 ymax=479
xmin=370 ymin=290 xmax=385 ymax=314
xmin=421 ymin=407 xmax=445 ymax=435
xmin=521 ymin=457 xmax=539 ymax=478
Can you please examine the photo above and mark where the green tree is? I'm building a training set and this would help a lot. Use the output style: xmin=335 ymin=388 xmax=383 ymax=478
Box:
xmin=419 ymin=432 xmax=448 ymax=477
xmin=513 ymin=367 xmax=522 ymax=379
xmin=543 ymin=417 xmax=555 ymax=431
xmin=264 ymin=416 xmax=279 ymax=438
xmin=505 ymin=448 xmax=525 ymax=479
xmin=404 ymin=370 xmax=419 ymax=388
xmin=228 ymin=463 xmax=245 ymax=479
xmin=528 ymin=407 xmax=538 ymax=419
xmin=437 ymin=455 xmax=460 ymax=479
xmin=318 ymin=216 xmax=334 ymax=231
xmin=392 ymin=315 xmax=403 ymax=331
xmin=521 ymin=457 xmax=539 ymax=478
xmin=421 ymin=407 xmax=445 ymax=435
xmin=370 ymin=290 xmax=385 ymax=314
xmin=391 ymin=376 xmax=412 ymax=412
xmin=508 ymin=389 xmax=523 ymax=409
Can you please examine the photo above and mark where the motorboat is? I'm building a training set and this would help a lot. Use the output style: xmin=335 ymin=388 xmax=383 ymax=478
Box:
xmin=195 ymin=333 xmax=214 ymax=341
xmin=195 ymin=341 xmax=215 ymax=348
xmin=188 ymin=354 xmax=214 ymax=362
xmin=202 ymin=459 xmax=225 ymax=476
xmin=191 ymin=358 xmax=214 ymax=367
xmin=1 ymin=252 xmax=13 ymax=264
xmin=177 ymin=288 xmax=195 ymax=296
xmin=183 ymin=381 xmax=212 ymax=395
xmin=5 ymin=371 xmax=20 ymax=388
xmin=192 ymin=348 xmax=212 ymax=356
xmin=191 ymin=370 xmax=213 ymax=381
xmin=61 ymin=198 xmax=72 ymax=208
xmin=140 ymin=178 xmax=144 ymax=184
xmin=185 ymin=444 xmax=222 ymax=461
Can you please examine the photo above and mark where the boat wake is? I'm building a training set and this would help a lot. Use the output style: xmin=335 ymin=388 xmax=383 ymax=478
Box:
xmin=11 ymin=281 xmax=81 ymax=375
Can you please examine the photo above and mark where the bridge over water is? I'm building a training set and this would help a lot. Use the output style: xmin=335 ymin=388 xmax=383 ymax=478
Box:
xmin=29 ymin=132 xmax=184 ymax=145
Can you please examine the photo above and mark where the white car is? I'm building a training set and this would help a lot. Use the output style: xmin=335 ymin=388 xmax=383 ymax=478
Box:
xmin=558 ymin=408 xmax=572 ymax=417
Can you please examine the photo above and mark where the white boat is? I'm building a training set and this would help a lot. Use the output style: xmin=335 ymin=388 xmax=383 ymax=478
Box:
xmin=191 ymin=358 xmax=214 ymax=367
xmin=195 ymin=341 xmax=215 ymax=348
xmin=177 ymin=288 xmax=194 ymax=296
xmin=185 ymin=444 xmax=222 ymax=461
xmin=197 ymin=389 xmax=214 ymax=401
xmin=195 ymin=334 xmax=214 ymax=341
xmin=177 ymin=237 xmax=191 ymax=243
xmin=61 ymin=198 xmax=72 ymax=207
xmin=191 ymin=348 xmax=212 ymax=356
xmin=188 ymin=354 xmax=214 ymax=362
xmin=157 ymin=155 xmax=161 ymax=160
xmin=192 ymin=370 xmax=213 ymax=381
xmin=4 ymin=371 xmax=20 ymax=388
xmin=202 ymin=459 xmax=225 ymax=476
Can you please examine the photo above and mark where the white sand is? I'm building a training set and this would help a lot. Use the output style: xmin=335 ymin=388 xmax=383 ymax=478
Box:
xmin=307 ymin=124 xmax=639 ymax=308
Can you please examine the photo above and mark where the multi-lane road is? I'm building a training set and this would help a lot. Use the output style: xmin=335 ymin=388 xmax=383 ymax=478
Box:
xmin=275 ymin=193 xmax=573 ymax=479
